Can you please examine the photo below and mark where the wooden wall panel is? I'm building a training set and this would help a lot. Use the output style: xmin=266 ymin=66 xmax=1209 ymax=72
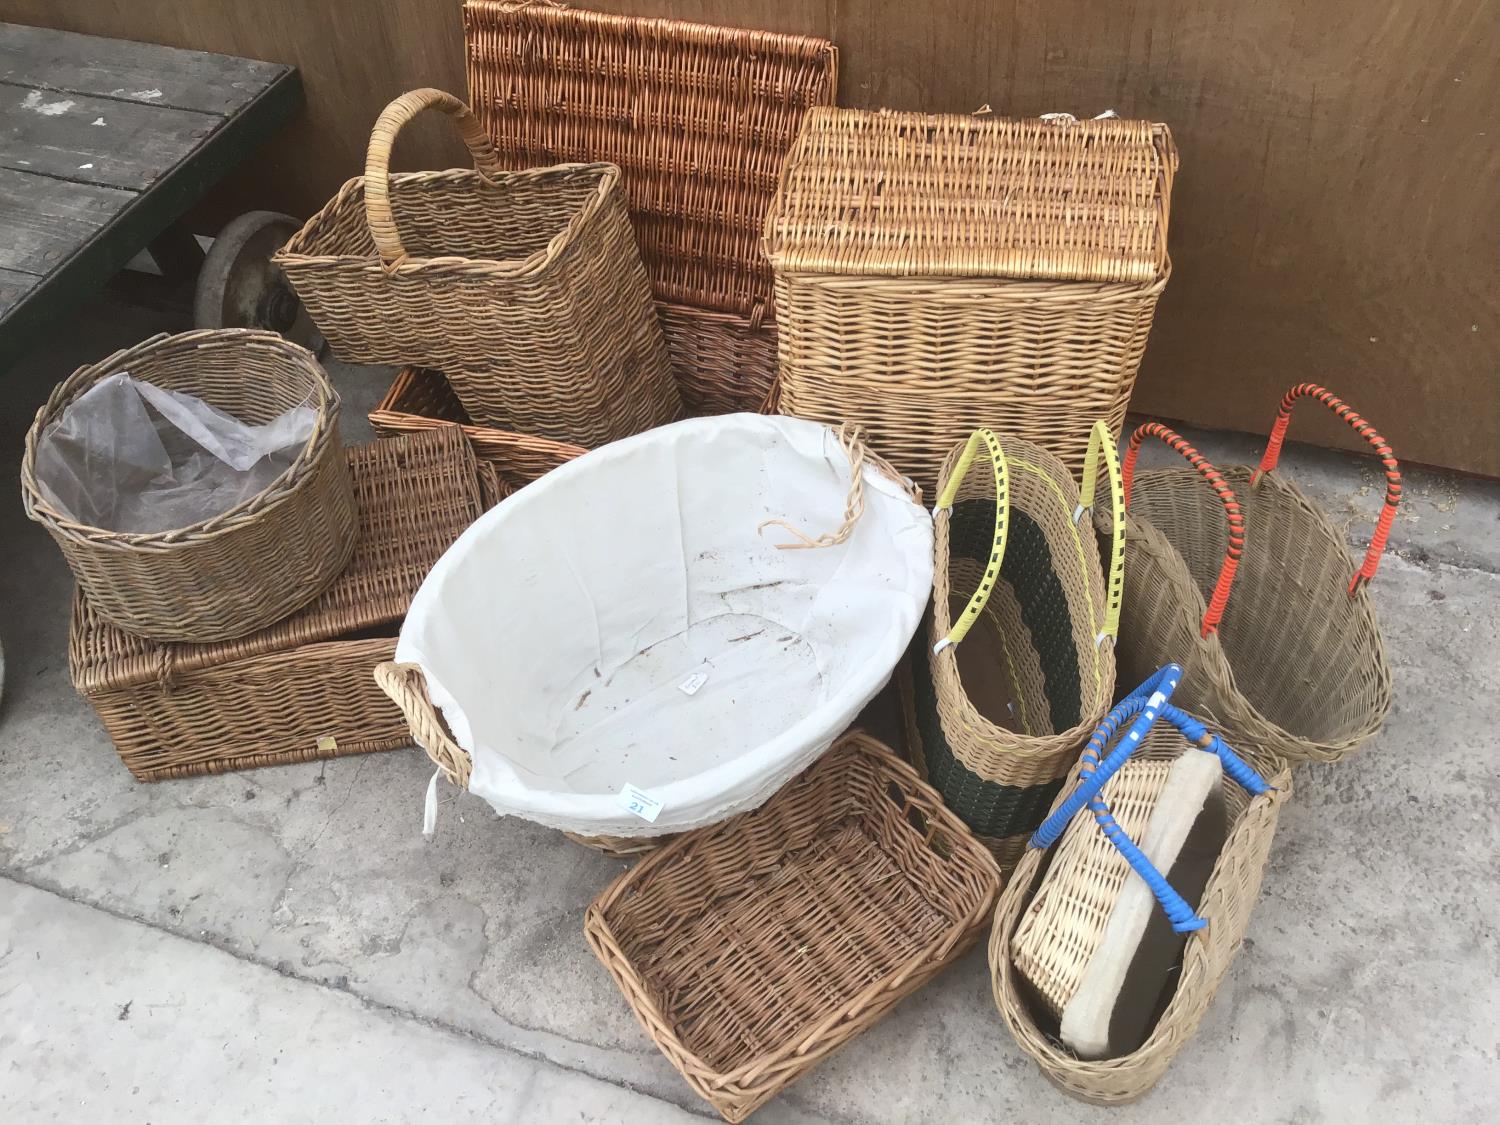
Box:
xmin=2 ymin=0 xmax=1495 ymax=473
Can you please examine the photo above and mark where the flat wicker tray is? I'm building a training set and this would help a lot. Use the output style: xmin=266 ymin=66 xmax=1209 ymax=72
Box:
xmin=466 ymin=0 xmax=837 ymax=318
xmin=585 ymin=731 xmax=1000 ymax=1122
xmin=70 ymin=428 xmax=484 ymax=781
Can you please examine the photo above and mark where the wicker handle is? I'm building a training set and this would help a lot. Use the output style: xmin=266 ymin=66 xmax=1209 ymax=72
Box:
xmin=1249 ymin=383 xmax=1402 ymax=594
xmin=1076 ymin=420 xmax=1126 ymax=644
xmin=758 ymin=422 xmax=920 ymax=549
xmin=1032 ymin=665 xmax=1273 ymax=935
xmin=373 ymin=661 xmax=473 ymax=788
xmin=363 ymin=88 xmax=504 ymax=266
xmin=1122 ymin=423 xmax=1244 ymax=638
xmin=932 ymin=429 xmax=1009 ymax=652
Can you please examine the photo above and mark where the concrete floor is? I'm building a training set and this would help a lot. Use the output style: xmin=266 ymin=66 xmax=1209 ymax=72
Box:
xmin=1 ymin=295 xmax=1497 ymax=1123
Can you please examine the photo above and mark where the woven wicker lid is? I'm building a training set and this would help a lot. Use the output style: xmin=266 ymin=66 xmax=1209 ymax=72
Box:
xmin=71 ymin=427 xmax=483 ymax=694
xmin=764 ymin=107 xmax=1176 ymax=284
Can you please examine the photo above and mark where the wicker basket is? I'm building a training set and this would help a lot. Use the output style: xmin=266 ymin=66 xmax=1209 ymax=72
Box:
xmin=659 ymin=303 xmax=778 ymax=416
xmin=1118 ymin=386 xmax=1399 ymax=765
xmin=275 ymin=87 xmax=679 ymax=444
xmin=464 ymin=0 xmax=832 ymax=416
xmin=904 ymin=427 xmax=1122 ymax=861
xmin=70 ymin=429 xmax=484 ymax=781
xmin=21 ymin=329 xmax=355 ymax=643
xmin=764 ymin=107 xmax=1175 ymax=495
xmin=991 ymin=672 xmax=1292 ymax=1104
xmin=585 ymin=731 xmax=1000 ymax=1122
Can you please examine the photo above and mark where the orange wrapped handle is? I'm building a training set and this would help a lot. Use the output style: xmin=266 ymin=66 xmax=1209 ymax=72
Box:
xmin=1249 ymin=383 xmax=1401 ymax=595
xmin=1123 ymin=423 xmax=1244 ymax=637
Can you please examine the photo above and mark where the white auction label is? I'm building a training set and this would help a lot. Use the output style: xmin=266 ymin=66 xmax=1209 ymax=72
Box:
xmin=677 ymin=671 xmax=709 ymax=696
xmin=618 ymin=784 xmax=665 ymax=823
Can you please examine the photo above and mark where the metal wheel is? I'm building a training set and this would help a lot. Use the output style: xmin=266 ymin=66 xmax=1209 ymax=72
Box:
xmin=194 ymin=210 xmax=322 ymax=352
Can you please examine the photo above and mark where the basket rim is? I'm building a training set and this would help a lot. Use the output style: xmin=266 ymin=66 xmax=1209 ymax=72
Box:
xmin=19 ymin=329 xmax=339 ymax=549
xmin=273 ymin=162 xmax=623 ymax=279
xmin=585 ymin=731 xmax=1000 ymax=1091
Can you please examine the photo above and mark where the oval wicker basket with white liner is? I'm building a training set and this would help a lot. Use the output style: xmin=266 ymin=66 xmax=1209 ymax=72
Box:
xmin=376 ymin=413 xmax=932 ymax=840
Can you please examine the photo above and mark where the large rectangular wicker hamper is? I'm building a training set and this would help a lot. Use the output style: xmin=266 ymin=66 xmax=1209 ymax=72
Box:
xmin=764 ymin=108 xmax=1176 ymax=495
xmin=464 ymin=0 xmax=837 ymax=414
xmin=70 ymin=428 xmax=485 ymax=781
xmin=584 ymin=731 xmax=1000 ymax=1122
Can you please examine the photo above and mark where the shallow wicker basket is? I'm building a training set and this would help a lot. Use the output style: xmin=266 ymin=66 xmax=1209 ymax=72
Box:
xmin=585 ymin=731 xmax=1000 ymax=1122
xmin=21 ymin=329 xmax=354 ymax=643
xmin=764 ymin=107 xmax=1175 ymax=496
xmin=70 ymin=428 xmax=484 ymax=780
xmin=275 ymin=87 xmax=679 ymax=445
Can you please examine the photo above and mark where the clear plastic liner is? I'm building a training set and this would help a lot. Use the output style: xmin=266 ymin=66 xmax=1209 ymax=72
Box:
xmin=33 ymin=373 xmax=316 ymax=533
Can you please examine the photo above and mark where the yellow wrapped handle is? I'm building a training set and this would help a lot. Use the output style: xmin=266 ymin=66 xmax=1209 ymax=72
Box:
xmin=934 ymin=429 xmax=1009 ymax=652
xmin=1076 ymin=420 xmax=1126 ymax=643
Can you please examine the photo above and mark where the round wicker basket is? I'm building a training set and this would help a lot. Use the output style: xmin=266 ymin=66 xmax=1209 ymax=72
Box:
xmin=21 ymin=329 xmax=355 ymax=643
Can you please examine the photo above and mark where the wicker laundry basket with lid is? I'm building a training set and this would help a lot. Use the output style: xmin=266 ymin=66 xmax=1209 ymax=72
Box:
xmin=464 ymin=0 xmax=837 ymax=415
xmin=21 ymin=329 xmax=354 ymax=643
xmin=276 ymin=87 xmax=678 ymax=445
xmin=764 ymin=107 xmax=1175 ymax=495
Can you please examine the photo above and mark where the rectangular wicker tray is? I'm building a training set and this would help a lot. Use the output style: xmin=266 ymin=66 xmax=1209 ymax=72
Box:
xmin=70 ymin=428 xmax=484 ymax=781
xmin=585 ymin=731 xmax=1000 ymax=1122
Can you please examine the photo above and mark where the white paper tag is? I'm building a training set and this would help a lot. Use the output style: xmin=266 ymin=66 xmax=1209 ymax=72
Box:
xmin=618 ymin=784 xmax=664 ymax=823
xmin=677 ymin=671 xmax=708 ymax=696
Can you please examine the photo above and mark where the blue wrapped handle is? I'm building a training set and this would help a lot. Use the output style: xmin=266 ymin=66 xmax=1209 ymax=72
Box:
xmin=1029 ymin=665 xmax=1273 ymax=934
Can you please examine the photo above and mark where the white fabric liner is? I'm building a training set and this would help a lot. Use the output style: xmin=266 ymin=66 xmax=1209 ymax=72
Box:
xmin=1060 ymin=751 xmax=1225 ymax=1059
xmin=396 ymin=414 xmax=933 ymax=836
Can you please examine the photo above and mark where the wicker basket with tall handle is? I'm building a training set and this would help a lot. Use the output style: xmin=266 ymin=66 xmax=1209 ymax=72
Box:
xmin=991 ymin=666 xmax=1291 ymax=1104
xmin=20 ymin=329 xmax=354 ymax=643
xmin=901 ymin=424 xmax=1122 ymax=868
xmin=275 ymin=87 xmax=679 ymax=446
xmin=1116 ymin=386 xmax=1398 ymax=763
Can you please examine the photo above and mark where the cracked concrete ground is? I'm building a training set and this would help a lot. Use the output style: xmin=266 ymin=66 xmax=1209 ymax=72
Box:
xmin=2 ymin=296 xmax=1496 ymax=1123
